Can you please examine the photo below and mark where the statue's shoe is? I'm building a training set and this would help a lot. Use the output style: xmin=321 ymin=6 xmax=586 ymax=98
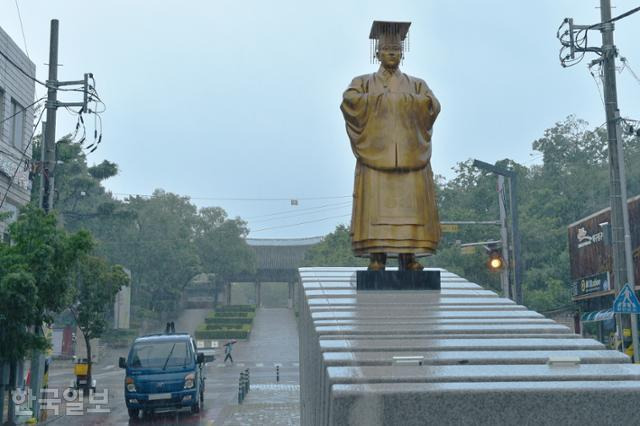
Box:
xmin=367 ymin=260 xmax=386 ymax=271
xmin=405 ymin=260 xmax=424 ymax=271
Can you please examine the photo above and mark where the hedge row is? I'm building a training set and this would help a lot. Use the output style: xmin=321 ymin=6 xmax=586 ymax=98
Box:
xmin=207 ymin=311 xmax=255 ymax=319
xmin=205 ymin=317 xmax=253 ymax=325
xmin=215 ymin=305 xmax=256 ymax=313
xmin=195 ymin=329 xmax=250 ymax=339
xmin=195 ymin=323 xmax=251 ymax=340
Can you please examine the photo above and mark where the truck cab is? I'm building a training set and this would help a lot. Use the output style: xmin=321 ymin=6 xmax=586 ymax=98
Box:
xmin=118 ymin=332 xmax=211 ymax=419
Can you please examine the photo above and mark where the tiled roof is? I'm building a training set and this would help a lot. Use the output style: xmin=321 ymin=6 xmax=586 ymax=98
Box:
xmin=246 ymin=237 xmax=323 ymax=270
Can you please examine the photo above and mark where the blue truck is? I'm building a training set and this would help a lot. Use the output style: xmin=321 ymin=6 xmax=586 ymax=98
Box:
xmin=118 ymin=330 xmax=214 ymax=419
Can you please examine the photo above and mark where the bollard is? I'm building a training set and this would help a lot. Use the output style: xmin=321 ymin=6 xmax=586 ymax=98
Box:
xmin=238 ymin=373 xmax=245 ymax=404
xmin=244 ymin=368 xmax=250 ymax=394
xmin=276 ymin=365 xmax=280 ymax=383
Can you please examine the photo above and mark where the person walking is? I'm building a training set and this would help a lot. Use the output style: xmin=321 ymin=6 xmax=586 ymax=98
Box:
xmin=223 ymin=340 xmax=236 ymax=364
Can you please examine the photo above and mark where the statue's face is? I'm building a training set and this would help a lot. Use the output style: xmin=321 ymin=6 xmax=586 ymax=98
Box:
xmin=377 ymin=42 xmax=402 ymax=69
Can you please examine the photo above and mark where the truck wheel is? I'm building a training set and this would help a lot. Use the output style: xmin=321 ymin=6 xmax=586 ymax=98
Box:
xmin=128 ymin=408 xmax=139 ymax=419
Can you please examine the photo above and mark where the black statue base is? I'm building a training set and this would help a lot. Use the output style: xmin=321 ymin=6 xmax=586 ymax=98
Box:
xmin=356 ymin=270 xmax=441 ymax=291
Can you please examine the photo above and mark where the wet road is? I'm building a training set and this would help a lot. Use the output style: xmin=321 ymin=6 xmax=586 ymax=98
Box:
xmin=42 ymin=308 xmax=300 ymax=425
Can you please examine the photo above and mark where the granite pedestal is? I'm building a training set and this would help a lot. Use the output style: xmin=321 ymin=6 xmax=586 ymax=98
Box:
xmin=298 ymin=267 xmax=639 ymax=425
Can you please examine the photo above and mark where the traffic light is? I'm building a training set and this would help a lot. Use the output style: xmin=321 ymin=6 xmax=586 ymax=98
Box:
xmin=487 ymin=249 xmax=504 ymax=271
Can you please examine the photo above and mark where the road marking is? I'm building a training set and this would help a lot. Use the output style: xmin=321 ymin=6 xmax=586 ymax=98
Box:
xmin=216 ymin=364 xmax=225 ymax=368
xmin=93 ymin=370 xmax=122 ymax=379
xmin=293 ymin=362 xmax=299 ymax=367
xmin=255 ymin=363 xmax=264 ymax=367
xmin=102 ymin=364 xmax=114 ymax=370
xmin=236 ymin=363 xmax=245 ymax=367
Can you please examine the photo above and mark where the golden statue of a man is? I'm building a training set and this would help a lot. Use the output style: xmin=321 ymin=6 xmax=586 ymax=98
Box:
xmin=341 ymin=21 xmax=441 ymax=271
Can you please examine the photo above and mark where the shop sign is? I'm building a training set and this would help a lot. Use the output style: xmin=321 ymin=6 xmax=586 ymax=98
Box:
xmin=572 ymin=272 xmax=610 ymax=298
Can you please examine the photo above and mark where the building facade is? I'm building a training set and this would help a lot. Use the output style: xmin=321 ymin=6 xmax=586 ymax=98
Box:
xmin=0 ymin=25 xmax=36 ymax=238
xmin=569 ymin=195 xmax=640 ymax=350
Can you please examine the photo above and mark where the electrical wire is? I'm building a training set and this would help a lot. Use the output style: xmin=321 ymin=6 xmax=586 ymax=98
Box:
xmin=113 ymin=193 xmax=352 ymax=202
xmin=588 ymin=62 xmax=606 ymax=107
xmin=587 ymin=5 xmax=640 ymax=30
xmin=249 ymin=214 xmax=351 ymax=233
xmin=0 ymin=107 xmax=46 ymax=210
xmin=0 ymin=50 xmax=43 ymax=86
xmin=621 ymin=57 xmax=640 ymax=86
xmin=13 ymin=0 xmax=29 ymax=58
xmin=0 ymin=97 xmax=45 ymax=127
xmin=250 ymin=203 xmax=352 ymax=224
xmin=245 ymin=200 xmax=352 ymax=220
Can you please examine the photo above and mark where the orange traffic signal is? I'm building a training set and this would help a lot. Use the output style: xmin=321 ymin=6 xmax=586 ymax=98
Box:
xmin=487 ymin=250 xmax=504 ymax=271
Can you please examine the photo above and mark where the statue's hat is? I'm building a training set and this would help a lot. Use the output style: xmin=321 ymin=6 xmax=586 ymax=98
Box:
xmin=369 ymin=21 xmax=411 ymax=41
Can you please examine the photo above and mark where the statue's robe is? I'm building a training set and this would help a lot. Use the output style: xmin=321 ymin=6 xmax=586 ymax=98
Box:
xmin=340 ymin=67 xmax=441 ymax=256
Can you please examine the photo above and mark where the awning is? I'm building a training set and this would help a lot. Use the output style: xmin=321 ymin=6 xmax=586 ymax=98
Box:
xmin=581 ymin=308 xmax=614 ymax=322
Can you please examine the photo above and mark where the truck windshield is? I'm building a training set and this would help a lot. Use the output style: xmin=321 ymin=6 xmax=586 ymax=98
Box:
xmin=129 ymin=340 xmax=191 ymax=369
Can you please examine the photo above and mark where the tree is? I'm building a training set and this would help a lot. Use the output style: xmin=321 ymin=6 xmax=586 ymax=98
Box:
xmin=303 ymin=224 xmax=367 ymax=267
xmin=0 ymin=205 xmax=92 ymax=362
xmin=194 ymin=207 xmax=256 ymax=303
xmin=69 ymin=255 xmax=129 ymax=388
xmin=123 ymin=191 xmax=201 ymax=319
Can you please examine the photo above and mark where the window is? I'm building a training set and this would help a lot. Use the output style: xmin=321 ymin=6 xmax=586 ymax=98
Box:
xmin=9 ymin=99 xmax=25 ymax=150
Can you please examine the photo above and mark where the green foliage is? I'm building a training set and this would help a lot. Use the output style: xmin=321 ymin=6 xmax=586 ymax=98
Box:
xmin=70 ymin=255 xmax=130 ymax=342
xmin=211 ymin=311 xmax=255 ymax=318
xmin=0 ymin=206 xmax=93 ymax=361
xmin=195 ymin=207 xmax=256 ymax=283
xmin=205 ymin=317 xmax=254 ymax=325
xmin=215 ymin=305 xmax=256 ymax=313
xmin=195 ymin=323 xmax=251 ymax=340
xmin=303 ymin=224 xmax=367 ymax=267
xmin=34 ymin=137 xmax=257 ymax=325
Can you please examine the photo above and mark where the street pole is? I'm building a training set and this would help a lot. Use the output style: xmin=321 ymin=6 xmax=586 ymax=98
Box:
xmin=598 ymin=0 xmax=638 ymax=361
xmin=43 ymin=19 xmax=59 ymax=213
xmin=472 ymin=159 xmax=522 ymax=304
xmin=28 ymin=20 xmax=59 ymax=423
xmin=498 ymin=176 xmax=511 ymax=299
xmin=508 ymin=173 xmax=522 ymax=305
xmin=615 ymin=111 xmax=639 ymax=361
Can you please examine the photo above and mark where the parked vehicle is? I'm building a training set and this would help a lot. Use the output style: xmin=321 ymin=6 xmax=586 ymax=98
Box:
xmin=118 ymin=327 xmax=214 ymax=419
xmin=67 ymin=357 xmax=95 ymax=396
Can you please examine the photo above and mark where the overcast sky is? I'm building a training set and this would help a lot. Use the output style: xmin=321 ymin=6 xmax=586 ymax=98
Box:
xmin=1 ymin=1 xmax=639 ymax=239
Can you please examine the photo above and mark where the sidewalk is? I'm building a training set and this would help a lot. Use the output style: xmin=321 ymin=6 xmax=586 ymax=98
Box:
xmin=220 ymin=384 xmax=300 ymax=426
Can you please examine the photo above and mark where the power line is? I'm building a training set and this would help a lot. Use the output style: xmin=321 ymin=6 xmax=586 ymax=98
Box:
xmin=13 ymin=0 xmax=29 ymax=58
xmin=0 ymin=97 xmax=45 ymax=127
xmin=250 ymin=203 xmax=352 ymax=224
xmin=113 ymin=192 xmax=351 ymax=202
xmin=0 ymin=49 xmax=43 ymax=86
xmin=249 ymin=214 xmax=350 ymax=233
xmin=588 ymin=5 xmax=640 ymax=29
xmin=0 ymin=107 xmax=45 ymax=210
xmin=245 ymin=200 xmax=352 ymax=220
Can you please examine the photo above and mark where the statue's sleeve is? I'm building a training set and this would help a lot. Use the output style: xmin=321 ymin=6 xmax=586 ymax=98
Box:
xmin=340 ymin=76 xmax=370 ymax=141
xmin=414 ymin=78 xmax=440 ymax=131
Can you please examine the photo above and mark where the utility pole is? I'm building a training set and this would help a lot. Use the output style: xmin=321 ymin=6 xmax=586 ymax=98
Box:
xmin=558 ymin=0 xmax=639 ymax=362
xmin=498 ymin=176 xmax=511 ymax=299
xmin=28 ymin=19 xmax=93 ymax=422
